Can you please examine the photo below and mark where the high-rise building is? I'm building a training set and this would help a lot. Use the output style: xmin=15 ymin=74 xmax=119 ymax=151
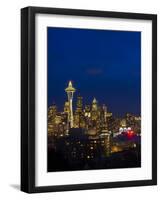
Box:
xmin=100 ymin=122 xmax=111 ymax=156
xmin=74 ymin=95 xmax=83 ymax=128
xmin=64 ymin=101 xmax=70 ymax=113
xmin=76 ymin=95 xmax=83 ymax=113
xmin=48 ymin=104 xmax=57 ymax=121
xmin=65 ymin=81 xmax=76 ymax=128
xmin=92 ymin=98 xmax=98 ymax=111
xmin=91 ymin=98 xmax=98 ymax=120
xmin=84 ymin=105 xmax=91 ymax=117
xmin=47 ymin=104 xmax=57 ymax=136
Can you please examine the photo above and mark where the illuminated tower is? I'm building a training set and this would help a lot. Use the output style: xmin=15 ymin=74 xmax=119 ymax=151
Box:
xmin=65 ymin=81 xmax=76 ymax=128
xmin=76 ymin=95 xmax=83 ymax=113
xmin=102 ymin=104 xmax=107 ymax=123
xmin=91 ymin=98 xmax=98 ymax=120
xmin=74 ymin=95 xmax=83 ymax=128
xmin=92 ymin=98 xmax=98 ymax=111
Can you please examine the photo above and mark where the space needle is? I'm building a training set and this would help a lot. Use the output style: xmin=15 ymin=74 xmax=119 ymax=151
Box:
xmin=65 ymin=81 xmax=76 ymax=128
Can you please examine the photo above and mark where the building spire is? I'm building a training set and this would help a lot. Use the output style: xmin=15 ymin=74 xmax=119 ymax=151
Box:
xmin=69 ymin=81 xmax=72 ymax=87
xmin=93 ymin=97 xmax=97 ymax=103
xmin=65 ymin=81 xmax=76 ymax=92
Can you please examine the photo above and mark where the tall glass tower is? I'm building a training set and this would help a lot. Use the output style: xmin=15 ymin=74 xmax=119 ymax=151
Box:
xmin=65 ymin=81 xmax=76 ymax=128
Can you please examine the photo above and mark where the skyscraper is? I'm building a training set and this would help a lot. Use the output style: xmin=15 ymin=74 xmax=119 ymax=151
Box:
xmin=76 ymin=95 xmax=83 ymax=113
xmin=65 ymin=81 xmax=76 ymax=128
xmin=91 ymin=98 xmax=98 ymax=120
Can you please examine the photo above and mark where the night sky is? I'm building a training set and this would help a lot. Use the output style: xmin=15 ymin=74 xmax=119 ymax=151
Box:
xmin=47 ymin=27 xmax=141 ymax=117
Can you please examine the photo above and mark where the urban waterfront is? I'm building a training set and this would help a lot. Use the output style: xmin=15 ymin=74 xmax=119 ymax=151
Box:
xmin=48 ymin=81 xmax=141 ymax=172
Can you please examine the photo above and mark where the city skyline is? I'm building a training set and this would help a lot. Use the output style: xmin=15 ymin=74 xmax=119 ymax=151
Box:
xmin=49 ymin=80 xmax=140 ymax=119
xmin=48 ymin=80 xmax=141 ymax=117
xmin=48 ymin=80 xmax=141 ymax=136
xmin=47 ymin=80 xmax=141 ymax=172
xmin=48 ymin=27 xmax=141 ymax=116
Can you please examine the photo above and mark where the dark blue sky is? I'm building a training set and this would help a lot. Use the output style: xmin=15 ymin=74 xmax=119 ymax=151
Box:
xmin=47 ymin=27 xmax=141 ymax=117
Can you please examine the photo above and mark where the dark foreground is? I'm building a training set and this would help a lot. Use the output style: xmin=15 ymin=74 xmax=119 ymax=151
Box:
xmin=48 ymin=147 xmax=141 ymax=172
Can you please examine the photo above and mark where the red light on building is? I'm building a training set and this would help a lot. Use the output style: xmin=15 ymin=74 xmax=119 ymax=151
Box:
xmin=127 ymin=130 xmax=134 ymax=138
